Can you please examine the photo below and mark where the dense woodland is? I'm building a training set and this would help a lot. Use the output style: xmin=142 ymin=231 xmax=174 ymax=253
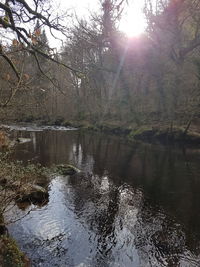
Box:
xmin=0 ymin=0 xmax=200 ymax=132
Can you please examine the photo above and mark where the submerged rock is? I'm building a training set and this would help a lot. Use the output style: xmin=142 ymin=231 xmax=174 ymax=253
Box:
xmin=56 ymin=164 xmax=80 ymax=175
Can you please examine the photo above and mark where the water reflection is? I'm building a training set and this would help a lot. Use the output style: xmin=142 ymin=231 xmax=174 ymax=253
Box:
xmin=7 ymin=129 xmax=200 ymax=266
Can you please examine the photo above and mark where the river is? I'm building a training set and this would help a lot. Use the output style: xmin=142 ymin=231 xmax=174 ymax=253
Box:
xmin=5 ymin=126 xmax=200 ymax=266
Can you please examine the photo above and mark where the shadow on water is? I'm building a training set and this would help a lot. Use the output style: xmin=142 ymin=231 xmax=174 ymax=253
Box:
xmin=6 ymin=129 xmax=200 ymax=266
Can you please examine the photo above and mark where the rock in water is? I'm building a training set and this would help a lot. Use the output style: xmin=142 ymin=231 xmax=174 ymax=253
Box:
xmin=56 ymin=164 xmax=80 ymax=175
xmin=16 ymin=184 xmax=49 ymax=204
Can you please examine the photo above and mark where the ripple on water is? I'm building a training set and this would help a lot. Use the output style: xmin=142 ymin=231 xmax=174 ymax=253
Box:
xmin=5 ymin=129 xmax=200 ymax=267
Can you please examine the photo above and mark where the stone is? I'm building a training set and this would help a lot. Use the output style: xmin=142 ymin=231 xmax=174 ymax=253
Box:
xmin=56 ymin=164 xmax=80 ymax=175
xmin=16 ymin=184 xmax=49 ymax=204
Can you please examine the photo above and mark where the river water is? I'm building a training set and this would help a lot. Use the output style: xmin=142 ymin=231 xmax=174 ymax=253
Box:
xmin=5 ymin=126 xmax=200 ymax=266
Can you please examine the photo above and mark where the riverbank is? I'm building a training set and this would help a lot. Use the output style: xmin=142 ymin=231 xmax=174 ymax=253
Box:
xmin=80 ymin=123 xmax=200 ymax=145
xmin=2 ymin=118 xmax=200 ymax=145
xmin=0 ymin=133 xmax=51 ymax=266
xmin=0 ymin=164 xmax=49 ymax=267
xmin=37 ymin=118 xmax=200 ymax=146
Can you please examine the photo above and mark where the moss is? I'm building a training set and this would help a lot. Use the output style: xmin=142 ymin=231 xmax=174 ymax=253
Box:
xmin=82 ymin=124 xmax=98 ymax=131
xmin=128 ymin=126 xmax=156 ymax=140
xmin=56 ymin=164 xmax=80 ymax=175
xmin=128 ymin=125 xmax=200 ymax=144
xmin=85 ymin=123 xmax=132 ymax=135
xmin=62 ymin=120 xmax=72 ymax=127
xmin=133 ymin=126 xmax=153 ymax=136
xmin=0 ymin=236 xmax=29 ymax=267
xmin=188 ymin=131 xmax=200 ymax=138
xmin=128 ymin=130 xmax=135 ymax=139
xmin=0 ymin=154 xmax=49 ymax=267
xmin=0 ymin=153 xmax=50 ymax=217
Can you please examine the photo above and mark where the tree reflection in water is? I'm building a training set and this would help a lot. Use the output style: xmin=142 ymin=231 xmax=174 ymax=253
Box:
xmin=7 ymin=129 xmax=200 ymax=266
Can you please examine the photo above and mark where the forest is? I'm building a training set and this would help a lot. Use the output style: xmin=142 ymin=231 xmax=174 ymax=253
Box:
xmin=0 ymin=0 xmax=200 ymax=142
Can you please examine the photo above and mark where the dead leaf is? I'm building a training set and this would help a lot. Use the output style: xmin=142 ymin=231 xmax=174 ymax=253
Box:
xmin=12 ymin=39 xmax=19 ymax=46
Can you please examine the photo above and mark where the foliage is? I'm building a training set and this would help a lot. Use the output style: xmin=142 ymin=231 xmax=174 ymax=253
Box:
xmin=0 ymin=236 xmax=28 ymax=267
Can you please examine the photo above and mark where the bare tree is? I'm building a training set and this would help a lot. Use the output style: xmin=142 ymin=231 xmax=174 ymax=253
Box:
xmin=0 ymin=0 xmax=82 ymax=108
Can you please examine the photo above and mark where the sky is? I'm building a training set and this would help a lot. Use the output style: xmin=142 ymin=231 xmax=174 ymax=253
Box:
xmin=120 ymin=0 xmax=146 ymax=36
xmin=49 ymin=0 xmax=146 ymax=48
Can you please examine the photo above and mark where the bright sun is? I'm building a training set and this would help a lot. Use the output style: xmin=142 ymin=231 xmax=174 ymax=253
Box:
xmin=120 ymin=1 xmax=146 ymax=37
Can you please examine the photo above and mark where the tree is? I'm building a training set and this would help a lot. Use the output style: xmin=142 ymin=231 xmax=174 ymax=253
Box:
xmin=144 ymin=0 xmax=200 ymax=63
xmin=0 ymin=0 xmax=81 ymax=108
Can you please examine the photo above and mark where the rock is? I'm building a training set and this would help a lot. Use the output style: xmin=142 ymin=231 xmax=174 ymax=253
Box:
xmin=56 ymin=164 xmax=80 ymax=175
xmin=16 ymin=184 xmax=49 ymax=204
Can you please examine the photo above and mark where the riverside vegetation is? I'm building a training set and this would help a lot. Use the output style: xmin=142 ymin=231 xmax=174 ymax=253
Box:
xmin=26 ymin=118 xmax=200 ymax=145
xmin=0 ymin=131 xmax=50 ymax=266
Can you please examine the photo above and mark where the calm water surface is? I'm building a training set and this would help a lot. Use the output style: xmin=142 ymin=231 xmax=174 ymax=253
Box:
xmin=6 ymin=127 xmax=200 ymax=266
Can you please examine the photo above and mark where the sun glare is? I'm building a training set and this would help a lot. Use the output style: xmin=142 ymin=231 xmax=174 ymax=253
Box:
xmin=120 ymin=1 xmax=146 ymax=37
